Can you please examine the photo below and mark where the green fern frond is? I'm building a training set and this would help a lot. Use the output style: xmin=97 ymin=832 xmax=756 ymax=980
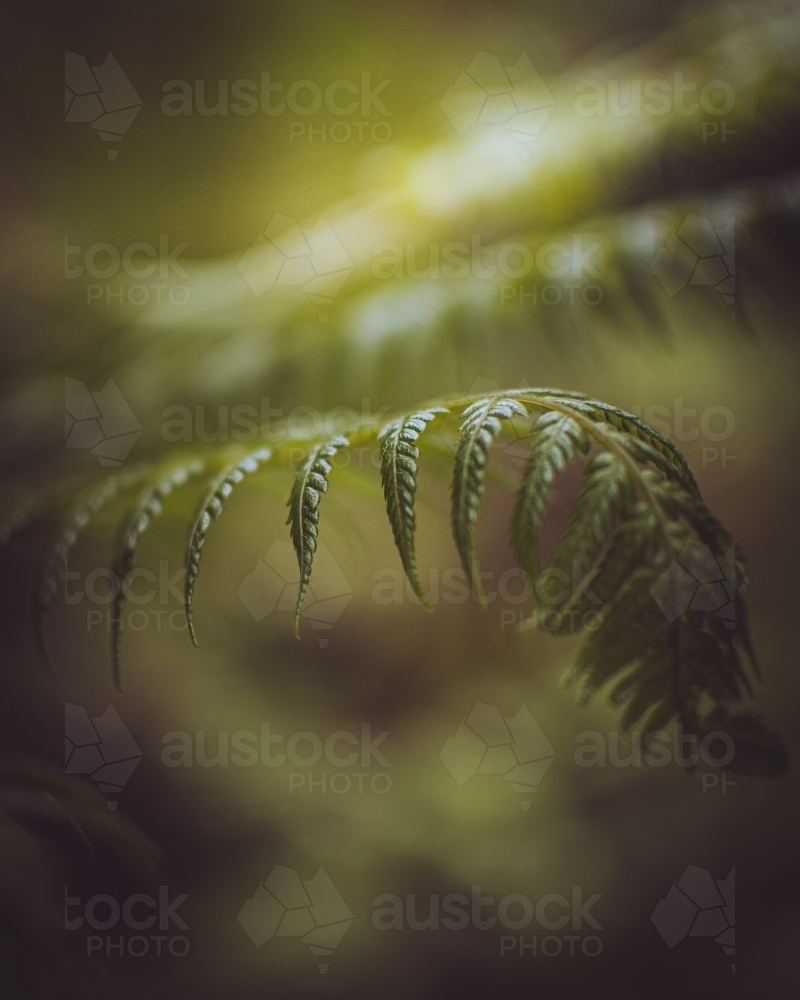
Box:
xmin=14 ymin=387 xmax=787 ymax=776
xmin=34 ymin=468 xmax=148 ymax=674
xmin=567 ymin=563 xmax=675 ymax=703
xmin=578 ymin=401 xmax=700 ymax=496
xmin=185 ymin=447 xmax=272 ymax=648
xmin=511 ymin=409 xmax=591 ymax=589
xmin=542 ymin=503 xmax=659 ymax=636
xmin=287 ymin=436 xmax=349 ymax=637
xmin=379 ymin=408 xmax=446 ymax=608
xmin=110 ymin=459 xmax=204 ymax=689
xmin=536 ymin=451 xmax=636 ymax=615
xmin=451 ymin=397 xmax=527 ymax=602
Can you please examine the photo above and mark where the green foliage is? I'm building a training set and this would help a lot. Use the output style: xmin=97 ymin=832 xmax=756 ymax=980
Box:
xmin=6 ymin=389 xmax=789 ymax=776
xmin=537 ymin=451 xmax=636 ymax=615
xmin=512 ymin=409 xmax=590 ymax=589
xmin=287 ymin=436 xmax=350 ymax=638
xmin=379 ymin=409 xmax=446 ymax=608
xmin=34 ymin=468 xmax=149 ymax=675
xmin=110 ymin=459 xmax=205 ymax=689
xmin=185 ymin=447 xmax=272 ymax=648
xmin=451 ymin=397 xmax=528 ymax=602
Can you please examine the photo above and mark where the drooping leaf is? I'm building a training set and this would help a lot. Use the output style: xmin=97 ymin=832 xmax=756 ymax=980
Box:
xmin=185 ymin=447 xmax=272 ymax=648
xmin=600 ymin=423 xmax=699 ymax=498
xmin=379 ymin=408 xmax=446 ymax=607
xmin=537 ymin=451 xmax=636 ymax=613
xmin=566 ymin=565 xmax=672 ymax=702
xmin=539 ymin=502 xmax=660 ymax=635
xmin=511 ymin=409 xmax=590 ymax=590
xmin=287 ymin=436 xmax=349 ymax=637
xmin=110 ymin=459 xmax=204 ymax=688
xmin=35 ymin=468 xmax=149 ymax=674
xmin=451 ymin=397 xmax=527 ymax=602
xmin=580 ymin=400 xmax=701 ymax=497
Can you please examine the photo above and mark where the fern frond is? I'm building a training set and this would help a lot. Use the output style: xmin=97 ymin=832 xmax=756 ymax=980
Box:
xmin=566 ymin=564 xmax=673 ymax=704
xmin=379 ymin=408 xmax=447 ymax=608
xmin=541 ymin=503 xmax=660 ymax=636
xmin=536 ymin=451 xmax=636 ymax=614
xmin=287 ymin=436 xmax=349 ymax=637
xmin=184 ymin=447 xmax=272 ymax=648
xmin=451 ymin=397 xmax=527 ymax=602
xmin=13 ymin=385 xmax=785 ymax=776
xmin=650 ymin=473 xmax=746 ymax=586
xmin=579 ymin=401 xmax=700 ymax=496
xmin=511 ymin=409 xmax=590 ymax=589
xmin=110 ymin=459 xmax=204 ymax=689
xmin=34 ymin=469 xmax=148 ymax=674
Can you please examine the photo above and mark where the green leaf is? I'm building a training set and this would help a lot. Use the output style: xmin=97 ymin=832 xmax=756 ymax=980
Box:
xmin=185 ymin=447 xmax=272 ymax=648
xmin=569 ymin=399 xmax=701 ymax=497
xmin=565 ymin=566 xmax=671 ymax=701
xmin=287 ymin=436 xmax=349 ymax=637
xmin=379 ymin=408 xmax=446 ymax=608
xmin=538 ymin=502 xmax=660 ymax=635
xmin=539 ymin=452 xmax=635 ymax=612
xmin=35 ymin=469 xmax=148 ymax=674
xmin=511 ymin=409 xmax=590 ymax=591
xmin=110 ymin=460 xmax=204 ymax=689
xmin=451 ymin=397 xmax=527 ymax=602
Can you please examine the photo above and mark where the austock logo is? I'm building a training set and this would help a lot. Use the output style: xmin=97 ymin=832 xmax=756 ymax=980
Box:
xmin=161 ymin=721 xmax=392 ymax=796
xmin=238 ymin=866 xmax=353 ymax=973
xmin=440 ymin=52 xmax=555 ymax=157
xmin=440 ymin=703 xmax=556 ymax=809
xmin=65 ymin=703 xmax=142 ymax=810
xmin=373 ymin=883 xmax=603 ymax=958
xmin=651 ymin=866 xmax=735 ymax=972
xmin=160 ymin=71 xmax=392 ymax=143
xmin=64 ymin=235 xmax=190 ymax=308
xmin=237 ymin=214 xmax=353 ymax=320
xmin=650 ymin=539 xmax=736 ymax=628
xmin=64 ymin=377 xmax=141 ymax=467
xmin=65 ymin=885 xmax=189 ymax=958
xmin=238 ymin=539 xmax=353 ymax=647
xmin=651 ymin=215 xmax=735 ymax=312
xmin=64 ymin=52 xmax=142 ymax=158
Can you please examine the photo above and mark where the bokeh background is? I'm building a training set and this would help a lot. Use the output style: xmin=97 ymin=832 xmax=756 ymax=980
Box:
xmin=2 ymin=1 xmax=800 ymax=997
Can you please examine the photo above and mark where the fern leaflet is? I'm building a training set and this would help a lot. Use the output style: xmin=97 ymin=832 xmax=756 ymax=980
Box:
xmin=287 ymin=437 xmax=349 ymax=637
xmin=379 ymin=408 xmax=446 ymax=607
xmin=184 ymin=447 xmax=272 ymax=648
xmin=451 ymin=397 xmax=527 ymax=602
